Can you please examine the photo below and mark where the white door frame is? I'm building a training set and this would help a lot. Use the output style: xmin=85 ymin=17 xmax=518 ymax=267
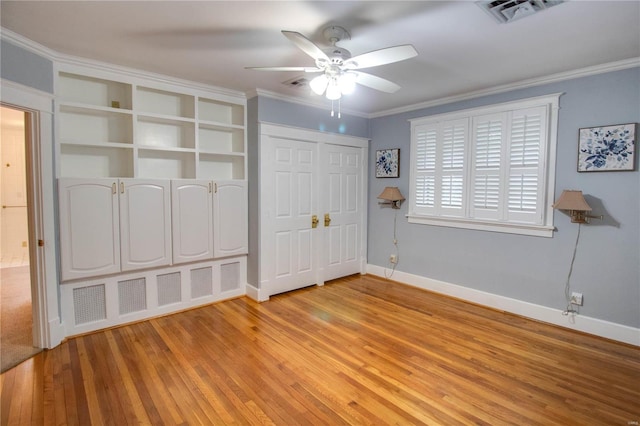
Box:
xmin=1 ymin=79 xmax=64 ymax=349
xmin=257 ymin=122 xmax=369 ymax=301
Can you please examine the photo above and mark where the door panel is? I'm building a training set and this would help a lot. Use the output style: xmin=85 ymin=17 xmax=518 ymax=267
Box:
xmin=322 ymin=145 xmax=362 ymax=281
xmin=265 ymin=137 xmax=318 ymax=296
xmin=172 ymin=180 xmax=213 ymax=263
xmin=213 ymin=180 xmax=248 ymax=257
xmin=58 ymin=178 xmax=120 ymax=280
xmin=120 ymin=179 xmax=171 ymax=271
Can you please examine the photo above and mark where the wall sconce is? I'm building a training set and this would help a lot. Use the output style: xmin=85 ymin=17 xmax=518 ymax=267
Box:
xmin=378 ymin=187 xmax=405 ymax=209
xmin=552 ymin=190 xmax=601 ymax=223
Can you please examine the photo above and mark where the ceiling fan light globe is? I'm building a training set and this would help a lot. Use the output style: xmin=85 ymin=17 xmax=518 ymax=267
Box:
xmin=310 ymin=74 xmax=329 ymax=95
xmin=338 ymin=72 xmax=357 ymax=95
xmin=325 ymin=80 xmax=341 ymax=100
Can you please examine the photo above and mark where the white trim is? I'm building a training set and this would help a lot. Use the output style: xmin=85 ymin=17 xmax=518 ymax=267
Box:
xmin=367 ymin=264 xmax=640 ymax=347
xmin=259 ymin=122 xmax=369 ymax=147
xmin=4 ymin=26 xmax=638 ymax=120
xmin=245 ymin=283 xmax=269 ymax=302
xmin=372 ymin=58 xmax=640 ymax=118
xmin=1 ymin=79 xmax=61 ymax=348
xmin=406 ymin=215 xmax=555 ymax=237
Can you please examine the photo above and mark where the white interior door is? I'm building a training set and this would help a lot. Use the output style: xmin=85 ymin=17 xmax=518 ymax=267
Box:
xmin=322 ymin=144 xmax=362 ymax=281
xmin=263 ymin=137 xmax=318 ymax=296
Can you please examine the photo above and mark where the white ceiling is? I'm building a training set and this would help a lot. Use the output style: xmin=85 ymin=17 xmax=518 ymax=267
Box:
xmin=2 ymin=1 xmax=639 ymax=116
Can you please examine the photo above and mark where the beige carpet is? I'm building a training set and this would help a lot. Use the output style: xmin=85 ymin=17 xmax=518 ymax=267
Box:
xmin=1 ymin=265 xmax=42 ymax=373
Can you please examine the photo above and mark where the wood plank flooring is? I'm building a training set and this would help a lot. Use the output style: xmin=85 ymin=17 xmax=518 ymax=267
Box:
xmin=1 ymin=274 xmax=639 ymax=425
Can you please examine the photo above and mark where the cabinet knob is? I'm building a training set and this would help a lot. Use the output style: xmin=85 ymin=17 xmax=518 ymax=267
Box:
xmin=38 ymin=239 xmax=44 ymax=247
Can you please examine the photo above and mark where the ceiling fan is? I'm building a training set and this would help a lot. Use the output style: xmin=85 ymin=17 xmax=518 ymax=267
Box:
xmin=246 ymin=26 xmax=418 ymax=103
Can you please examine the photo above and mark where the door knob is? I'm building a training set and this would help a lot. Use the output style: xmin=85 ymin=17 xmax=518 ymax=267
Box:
xmin=324 ymin=213 xmax=331 ymax=227
xmin=311 ymin=215 xmax=319 ymax=228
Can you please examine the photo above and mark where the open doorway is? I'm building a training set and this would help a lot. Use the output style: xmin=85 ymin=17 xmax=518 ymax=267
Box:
xmin=0 ymin=104 xmax=41 ymax=372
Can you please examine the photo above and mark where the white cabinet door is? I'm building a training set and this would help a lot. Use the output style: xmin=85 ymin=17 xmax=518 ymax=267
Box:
xmin=213 ymin=180 xmax=248 ymax=258
xmin=58 ymin=178 xmax=120 ymax=281
xmin=322 ymin=144 xmax=363 ymax=281
xmin=262 ymin=138 xmax=319 ymax=296
xmin=119 ymin=179 xmax=172 ymax=271
xmin=172 ymin=179 xmax=213 ymax=263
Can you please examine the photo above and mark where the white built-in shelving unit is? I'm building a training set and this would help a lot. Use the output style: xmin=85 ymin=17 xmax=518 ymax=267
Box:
xmin=55 ymin=63 xmax=248 ymax=337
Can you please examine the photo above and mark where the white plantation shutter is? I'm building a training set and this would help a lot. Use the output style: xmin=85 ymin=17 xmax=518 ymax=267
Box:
xmin=471 ymin=114 xmax=505 ymax=220
xmin=506 ymin=106 xmax=547 ymax=224
xmin=409 ymin=94 xmax=558 ymax=236
xmin=439 ymin=119 xmax=467 ymax=216
xmin=412 ymin=124 xmax=437 ymax=215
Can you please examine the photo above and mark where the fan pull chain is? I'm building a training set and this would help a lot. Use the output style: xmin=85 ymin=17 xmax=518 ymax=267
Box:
xmin=331 ymin=100 xmax=335 ymax=117
xmin=338 ymin=98 xmax=341 ymax=118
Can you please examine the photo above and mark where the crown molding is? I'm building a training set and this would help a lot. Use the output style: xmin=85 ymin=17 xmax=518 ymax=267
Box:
xmin=1 ymin=27 xmax=246 ymax=102
xmin=0 ymin=27 xmax=58 ymax=60
xmin=4 ymin=26 xmax=637 ymax=120
xmin=370 ymin=57 xmax=640 ymax=118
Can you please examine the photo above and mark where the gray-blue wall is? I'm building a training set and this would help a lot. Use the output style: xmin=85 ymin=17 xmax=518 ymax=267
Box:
xmin=1 ymin=39 xmax=53 ymax=93
xmin=368 ymin=67 xmax=640 ymax=328
xmin=256 ymin=96 xmax=369 ymax=138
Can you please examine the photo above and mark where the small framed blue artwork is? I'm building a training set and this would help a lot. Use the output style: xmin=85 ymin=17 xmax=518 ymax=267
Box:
xmin=376 ymin=149 xmax=400 ymax=178
xmin=578 ymin=123 xmax=636 ymax=172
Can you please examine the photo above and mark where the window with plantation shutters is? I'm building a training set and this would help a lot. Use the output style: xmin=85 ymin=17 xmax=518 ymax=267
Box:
xmin=408 ymin=94 xmax=560 ymax=237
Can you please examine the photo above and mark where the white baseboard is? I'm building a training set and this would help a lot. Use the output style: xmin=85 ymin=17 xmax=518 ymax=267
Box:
xmin=367 ymin=264 xmax=639 ymax=347
xmin=245 ymin=283 xmax=269 ymax=302
xmin=47 ymin=318 xmax=66 ymax=349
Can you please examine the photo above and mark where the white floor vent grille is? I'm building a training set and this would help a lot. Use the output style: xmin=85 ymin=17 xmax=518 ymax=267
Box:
xmin=73 ymin=284 xmax=106 ymax=325
xmin=191 ymin=267 xmax=213 ymax=299
xmin=221 ymin=262 xmax=240 ymax=292
xmin=118 ymin=278 xmax=147 ymax=315
xmin=158 ymin=272 xmax=181 ymax=306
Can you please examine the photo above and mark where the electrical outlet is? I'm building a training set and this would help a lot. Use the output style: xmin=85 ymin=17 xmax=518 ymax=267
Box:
xmin=389 ymin=254 xmax=398 ymax=264
xmin=570 ymin=292 xmax=583 ymax=306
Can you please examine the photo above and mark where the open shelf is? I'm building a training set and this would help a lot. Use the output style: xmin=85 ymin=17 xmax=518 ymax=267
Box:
xmin=60 ymin=145 xmax=133 ymax=178
xmin=198 ymin=98 xmax=244 ymax=126
xmin=137 ymin=87 xmax=195 ymax=119
xmin=57 ymin=68 xmax=246 ymax=180
xmin=198 ymin=124 xmax=244 ymax=154
xmin=137 ymin=116 xmax=196 ymax=150
xmin=59 ymin=72 xmax=132 ymax=109
xmin=138 ymin=149 xmax=196 ymax=179
xmin=60 ymin=105 xmax=133 ymax=145
xmin=198 ymin=153 xmax=245 ymax=180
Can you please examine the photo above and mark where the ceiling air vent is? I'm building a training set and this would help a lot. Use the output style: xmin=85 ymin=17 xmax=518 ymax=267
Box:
xmin=476 ymin=0 xmax=564 ymax=24
xmin=282 ymin=76 xmax=310 ymax=90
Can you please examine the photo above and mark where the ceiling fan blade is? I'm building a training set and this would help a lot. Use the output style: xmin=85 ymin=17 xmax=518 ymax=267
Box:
xmin=282 ymin=31 xmax=329 ymax=62
xmin=245 ymin=66 xmax=322 ymax=72
xmin=355 ymin=72 xmax=401 ymax=93
xmin=344 ymin=45 xmax=418 ymax=70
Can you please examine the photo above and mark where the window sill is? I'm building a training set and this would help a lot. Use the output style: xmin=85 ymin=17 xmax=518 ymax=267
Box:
xmin=406 ymin=214 xmax=554 ymax=237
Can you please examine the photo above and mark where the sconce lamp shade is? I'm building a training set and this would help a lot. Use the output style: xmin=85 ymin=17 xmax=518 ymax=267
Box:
xmin=378 ymin=186 xmax=405 ymax=208
xmin=552 ymin=190 xmax=592 ymax=223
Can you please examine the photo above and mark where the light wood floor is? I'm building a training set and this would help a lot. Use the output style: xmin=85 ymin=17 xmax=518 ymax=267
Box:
xmin=1 ymin=274 xmax=639 ymax=425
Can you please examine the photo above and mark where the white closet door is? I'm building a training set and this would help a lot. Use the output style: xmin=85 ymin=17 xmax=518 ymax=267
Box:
xmin=263 ymin=137 xmax=319 ymax=296
xmin=213 ymin=180 xmax=248 ymax=258
xmin=171 ymin=179 xmax=213 ymax=263
xmin=58 ymin=178 xmax=120 ymax=281
xmin=119 ymin=178 xmax=172 ymax=271
xmin=322 ymin=144 xmax=363 ymax=281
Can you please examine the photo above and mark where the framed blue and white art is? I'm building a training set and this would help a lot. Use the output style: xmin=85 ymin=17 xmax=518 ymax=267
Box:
xmin=578 ymin=123 xmax=636 ymax=172
xmin=376 ymin=148 xmax=400 ymax=178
